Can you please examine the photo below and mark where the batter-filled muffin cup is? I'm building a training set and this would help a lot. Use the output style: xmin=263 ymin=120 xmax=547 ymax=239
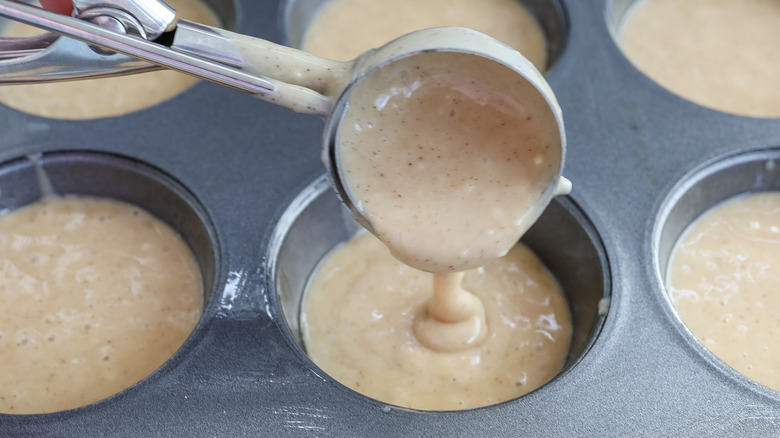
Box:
xmin=612 ymin=0 xmax=780 ymax=118
xmin=0 ymin=151 xmax=217 ymax=414
xmin=268 ymin=175 xmax=609 ymax=410
xmin=0 ymin=0 xmax=234 ymax=119
xmin=280 ymin=0 xmax=568 ymax=73
xmin=655 ymin=148 xmax=780 ymax=394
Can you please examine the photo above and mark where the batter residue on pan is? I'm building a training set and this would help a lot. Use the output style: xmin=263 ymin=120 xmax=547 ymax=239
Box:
xmin=620 ymin=0 xmax=780 ymax=118
xmin=303 ymin=233 xmax=571 ymax=410
xmin=0 ymin=196 xmax=203 ymax=414
xmin=667 ymin=191 xmax=780 ymax=391
xmin=0 ymin=0 xmax=221 ymax=119
xmin=302 ymin=0 xmax=548 ymax=71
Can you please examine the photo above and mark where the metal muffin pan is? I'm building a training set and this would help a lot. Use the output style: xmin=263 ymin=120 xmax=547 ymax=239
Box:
xmin=2 ymin=0 xmax=780 ymax=436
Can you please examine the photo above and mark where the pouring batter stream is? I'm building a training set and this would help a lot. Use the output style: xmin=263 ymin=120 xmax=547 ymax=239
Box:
xmin=303 ymin=47 xmax=571 ymax=409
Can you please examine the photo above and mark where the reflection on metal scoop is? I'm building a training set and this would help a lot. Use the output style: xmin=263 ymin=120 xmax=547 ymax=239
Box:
xmin=0 ymin=0 xmax=570 ymax=238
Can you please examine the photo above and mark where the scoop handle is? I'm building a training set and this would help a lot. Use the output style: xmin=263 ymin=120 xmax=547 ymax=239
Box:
xmin=179 ymin=22 xmax=351 ymax=99
xmin=0 ymin=0 xmax=344 ymax=114
xmin=170 ymin=19 xmax=352 ymax=114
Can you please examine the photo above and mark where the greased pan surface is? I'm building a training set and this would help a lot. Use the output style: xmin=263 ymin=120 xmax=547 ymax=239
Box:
xmin=1 ymin=0 xmax=780 ymax=436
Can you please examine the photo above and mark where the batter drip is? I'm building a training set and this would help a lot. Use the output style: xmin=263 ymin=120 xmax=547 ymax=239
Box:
xmin=413 ymin=272 xmax=488 ymax=352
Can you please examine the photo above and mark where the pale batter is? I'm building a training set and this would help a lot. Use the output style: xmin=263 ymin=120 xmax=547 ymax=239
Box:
xmin=0 ymin=196 xmax=203 ymax=414
xmin=302 ymin=0 xmax=548 ymax=72
xmin=667 ymin=191 xmax=780 ymax=391
xmin=302 ymin=20 xmax=565 ymax=409
xmin=620 ymin=0 xmax=780 ymax=118
xmin=0 ymin=0 xmax=221 ymax=119
xmin=338 ymin=51 xmax=561 ymax=273
xmin=303 ymin=232 xmax=571 ymax=410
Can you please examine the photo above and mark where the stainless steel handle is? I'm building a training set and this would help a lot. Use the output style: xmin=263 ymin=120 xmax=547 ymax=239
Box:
xmin=0 ymin=0 xmax=345 ymax=114
xmin=0 ymin=32 xmax=56 ymax=59
xmin=73 ymin=0 xmax=176 ymax=40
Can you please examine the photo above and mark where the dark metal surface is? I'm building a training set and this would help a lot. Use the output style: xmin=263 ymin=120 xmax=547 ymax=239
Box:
xmin=1 ymin=0 xmax=780 ymax=436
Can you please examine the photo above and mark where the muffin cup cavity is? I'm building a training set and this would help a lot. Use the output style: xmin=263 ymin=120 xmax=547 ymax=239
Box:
xmin=655 ymin=148 xmax=780 ymax=280
xmin=279 ymin=0 xmax=569 ymax=72
xmin=0 ymin=150 xmax=220 ymax=414
xmin=268 ymin=175 xmax=609 ymax=406
xmin=654 ymin=148 xmax=780 ymax=393
xmin=605 ymin=0 xmax=637 ymax=38
xmin=0 ymin=149 xmax=218 ymax=334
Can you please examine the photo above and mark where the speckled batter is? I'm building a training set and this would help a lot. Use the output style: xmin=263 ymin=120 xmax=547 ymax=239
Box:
xmin=303 ymin=232 xmax=571 ymax=410
xmin=338 ymin=51 xmax=561 ymax=273
xmin=0 ymin=196 xmax=203 ymax=414
xmin=667 ymin=191 xmax=780 ymax=390
xmin=302 ymin=0 xmax=548 ymax=72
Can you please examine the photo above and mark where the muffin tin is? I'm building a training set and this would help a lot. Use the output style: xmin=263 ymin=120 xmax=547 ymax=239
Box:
xmin=1 ymin=0 xmax=780 ymax=435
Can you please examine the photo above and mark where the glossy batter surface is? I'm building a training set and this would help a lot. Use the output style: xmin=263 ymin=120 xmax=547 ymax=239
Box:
xmin=303 ymin=232 xmax=571 ymax=410
xmin=338 ymin=51 xmax=561 ymax=273
xmin=0 ymin=0 xmax=221 ymax=119
xmin=620 ymin=0 xmax=780 ymax=118
xmin=0 ymin=196 xmax=203 ymax=414
xmin=667 ymin=192 xmax=780 ymax=390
